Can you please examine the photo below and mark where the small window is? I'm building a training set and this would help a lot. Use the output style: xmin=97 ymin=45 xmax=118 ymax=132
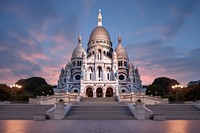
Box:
xmin=74 ymin=89 xmax=78 ymax=93
xmin=75 ymin=75 xmax=81 ymax=80
xmin=107 ymin=73 xmax=109 ymax=80
xmin=124 ymin=61 xmax=127 ymax=67
xmin=73 ymin=61 xmax=76 ymax=66
xmin=90 ymin=73 xmax=92 ymax=80
xmin=121 ymin=89 xmax=125 ymax=93
xmin=119 ymin=75 xmax=125 ymax=80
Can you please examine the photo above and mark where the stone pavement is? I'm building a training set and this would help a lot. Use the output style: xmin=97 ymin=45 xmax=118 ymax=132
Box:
xmin=0 ymin=120 xmax=200 ymax=133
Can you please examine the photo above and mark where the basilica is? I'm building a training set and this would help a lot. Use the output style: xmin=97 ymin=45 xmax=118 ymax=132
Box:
xmin=56 ymin=10 xmax=145 ymax=97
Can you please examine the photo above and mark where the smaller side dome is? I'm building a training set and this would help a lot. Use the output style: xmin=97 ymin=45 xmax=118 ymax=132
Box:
xmin=72 ymin=36 xmax=85 ymax=59
xmin=113 ymin=51 xmax=117 ymax=56
xmin=112 ymin=51 xmax=117 ymax=59
xmin=115 ymin=35 xmax=128 ymax=59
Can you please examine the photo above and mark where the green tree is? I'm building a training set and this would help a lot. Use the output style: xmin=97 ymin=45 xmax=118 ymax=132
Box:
xmin=146 ymin=84 xmax=165 ymax=97
xmin=185 ymin=85 xmax=200 ymax=101
xmin=0 ymin=84 xmax=11 ymax=101
xmin=16 ymin=77 xmax=48 ymax=93
xmin=152 ymin=77 xmax=179 ymax=94
xmin=34 ymin=85 xmax=54 ymax=96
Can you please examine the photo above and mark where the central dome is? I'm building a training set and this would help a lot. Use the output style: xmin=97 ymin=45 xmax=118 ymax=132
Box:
xmin=89 ymin=26 xmax=111 ymax=42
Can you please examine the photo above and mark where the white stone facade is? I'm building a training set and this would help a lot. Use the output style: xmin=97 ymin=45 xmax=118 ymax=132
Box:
xmin=56 ymin=10 xmax=144 ymax=97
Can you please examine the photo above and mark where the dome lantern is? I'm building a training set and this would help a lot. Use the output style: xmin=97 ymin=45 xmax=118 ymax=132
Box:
xmin=71 ymin=35 xmax=85 ymax=59
xmin=115 ymin=35 xmax=128 ymax=60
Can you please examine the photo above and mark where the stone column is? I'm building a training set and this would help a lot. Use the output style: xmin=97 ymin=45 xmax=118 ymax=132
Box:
xmin=93 ymin=90 xmax=96 ymax=98
xmin=103 ymin=89 xmax=106 ymax=98
xmin=135 ymin=103 xmax=145 ymax=120
xmin=54 ymin=102 xmax=64 ymax=120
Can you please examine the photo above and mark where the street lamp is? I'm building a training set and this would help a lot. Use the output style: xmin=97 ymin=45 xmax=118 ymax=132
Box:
xmin=10 ymin=84 xmax=22 ymax=89
xmin=9 ymin=84 xmax=22 ymax=101
xmin=172 ymin=84 xmax=183 ymax=103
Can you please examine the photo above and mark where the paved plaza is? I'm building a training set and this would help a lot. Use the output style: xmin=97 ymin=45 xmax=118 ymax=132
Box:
xmin=1 ymin=120 xmax=200 ymax=133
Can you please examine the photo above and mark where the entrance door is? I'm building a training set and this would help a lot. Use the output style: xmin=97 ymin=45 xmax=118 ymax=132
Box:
xmin=96 ymin=88 xmax=103 ymax=97
xmin=106 ymin=88 xmax=113 ymax=97
xmin=86 ymin=88 xmax=93 ymax=97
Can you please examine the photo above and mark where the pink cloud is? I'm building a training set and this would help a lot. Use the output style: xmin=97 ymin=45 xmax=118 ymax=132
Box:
xmin=49 ymin=34 xmax=75 ymax=54
xmin=18 ymin=51 xmax=50 ymax=64
xmin=34 ymin=66 xmax=60 ymax=85
xmin=136 ymin=61 xmax=190 ymax=86
xmin=29 ymin=30 xmax=47 ymax=42
xmin=8 ymin=31 xmax=34 ymax=46
xmin=0 ymin=68 xmax=30 ymax=85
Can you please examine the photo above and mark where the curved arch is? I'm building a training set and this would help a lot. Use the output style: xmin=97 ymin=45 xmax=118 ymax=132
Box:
xmin=106 ymin=67 xmax=110 ymax=72
xmin=73 ymin=73 xmax=81 ymax=81
xmin=97 ymin=66 xmax=102 ymax=80
xmin=88 ymin=66 xmax=93 ymax=72
xmin=106 ymin=87 xmax=113 ymax=97
xmin=70 ymin=87 xmax=80 ymax=93
xmin=120 ymin=87 xmax=129 ymax=93
xmin=86 ymin=87 xmax=93 ymax=97
xmin=96 ymin=88 xmax=103 ymax=97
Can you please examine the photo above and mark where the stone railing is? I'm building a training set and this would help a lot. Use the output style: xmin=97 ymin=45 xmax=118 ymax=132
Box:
xmin=119 ymin=93 xmax=168 ymax=105
xmin=29 ymin=93 xmax=80 ymax=105
xmin=127 ymin=103 xmax=153 ymax=120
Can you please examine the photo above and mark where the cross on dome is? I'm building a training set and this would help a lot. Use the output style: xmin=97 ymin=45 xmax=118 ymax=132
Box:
xmin=98 ymin=9 xmax=102 ymax=26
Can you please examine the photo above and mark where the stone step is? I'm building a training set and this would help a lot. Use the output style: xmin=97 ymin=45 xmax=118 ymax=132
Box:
xmin=65 ymin=99 xmax=135 ymax=120
xmin=146 ymin=104 xmax=200 ymax=120
xmin=67 ymin=111 xmax=132 ymax=115
xmin=81 ymin=97 xmax=117 ymax=102
xmin=70 ymin=106 xmax=130 ymax=111
xmin=0 ymin=104 xmax=53 ymax=120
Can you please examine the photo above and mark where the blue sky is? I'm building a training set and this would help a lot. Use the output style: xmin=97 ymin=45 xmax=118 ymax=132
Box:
xmin=0 ymin=0 xmax=200 ymax=86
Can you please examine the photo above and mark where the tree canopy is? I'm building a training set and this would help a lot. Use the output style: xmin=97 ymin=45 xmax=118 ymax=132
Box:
xmin=152 ymin=77 xmax=179 ymax=93
xmin=34 ymin=85 xmax=54 ymax=96
xmin=0 ymin=84 xmax=11 ymax=101
xmin=145 ymin=84 xmax=165 ymax=97
xmin=16 ymin=77 xmax=47 ymax=92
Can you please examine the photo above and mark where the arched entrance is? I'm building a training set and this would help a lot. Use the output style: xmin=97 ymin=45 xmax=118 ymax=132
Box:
xmin=96 ymin=88 xmax=103 ymax=97
xmin=106 ymin=88 xmax=113 ymax=97
xmin=86 ymin=87 xmax=93 ymax=97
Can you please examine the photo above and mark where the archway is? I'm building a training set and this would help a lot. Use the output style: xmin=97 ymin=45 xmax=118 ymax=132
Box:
xmin=106 ymin=88 xmax=113 ymax=97
xmin=86 ymin=87 xmax=93 ymax=97
xmin=96 ymin=88 xmax=103 ymax=97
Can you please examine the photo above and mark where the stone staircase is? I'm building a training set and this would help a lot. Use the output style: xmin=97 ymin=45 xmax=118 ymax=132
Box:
xmin=146 ymin=104 xmax=200 ymax=120
xmin=0 ymin=104 xmax=54 ymax=120
xmin=65 ymin=97 xmax=135 ymax=120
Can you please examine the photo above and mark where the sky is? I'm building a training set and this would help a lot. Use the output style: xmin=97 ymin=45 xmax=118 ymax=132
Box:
xmin=0 ymin=0 xmax=200 ymax=86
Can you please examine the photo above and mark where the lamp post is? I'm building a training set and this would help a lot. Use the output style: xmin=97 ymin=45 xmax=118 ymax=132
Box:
xmin=9 ymin=84 xmax=22 ymax=101
xmin=172 ymin=84 xmax=183 ymax=103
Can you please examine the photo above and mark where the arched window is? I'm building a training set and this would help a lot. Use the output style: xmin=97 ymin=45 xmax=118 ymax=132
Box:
xmin=98 ymin=66 xmax=102 ymax=78
xmin=98 ymin=49 xmax=101 ymax=60
xmin=121 ymin=89 xmax=125 ymax=93
xmin=124 ymin=61 xmax=127 ymax=67
xmin=89 ymin=67 xmax=93 ymax=80
xmin=106 ymin=67 xmax=110 ymax=80
xmin=107 ymin=73 xmax=109 ymax=80
xmin=90 ymin=73 xmax=92 ymax=80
